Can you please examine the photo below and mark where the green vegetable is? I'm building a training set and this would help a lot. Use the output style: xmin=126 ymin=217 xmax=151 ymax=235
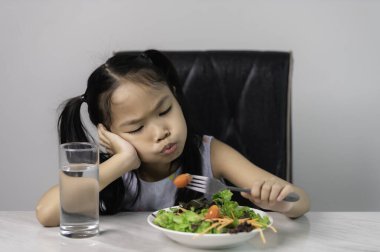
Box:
xmin=212 ymin=189 xmax=265 ymax=221
xmin=154 ymin=208 xmax=207 ymax=232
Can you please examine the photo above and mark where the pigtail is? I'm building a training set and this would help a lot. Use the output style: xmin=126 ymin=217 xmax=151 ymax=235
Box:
xmin=58 ymin=95 xmax=92 ymax=144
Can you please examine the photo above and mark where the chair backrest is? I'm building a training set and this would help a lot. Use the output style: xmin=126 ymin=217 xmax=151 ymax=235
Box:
xmin=164 ymin=51 xmax=292 ymax=184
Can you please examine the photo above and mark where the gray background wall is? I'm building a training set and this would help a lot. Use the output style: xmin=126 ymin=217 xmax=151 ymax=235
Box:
xmin=1 ymin=0 xmax=379 ymax=211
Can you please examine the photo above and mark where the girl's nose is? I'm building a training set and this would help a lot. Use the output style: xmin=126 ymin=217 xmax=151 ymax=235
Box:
xmin=156 ymin=129 xmax=171 ymax=142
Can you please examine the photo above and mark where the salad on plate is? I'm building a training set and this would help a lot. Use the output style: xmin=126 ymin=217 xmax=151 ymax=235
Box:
xmin=150 ymin=189 xmax=276 ymax=244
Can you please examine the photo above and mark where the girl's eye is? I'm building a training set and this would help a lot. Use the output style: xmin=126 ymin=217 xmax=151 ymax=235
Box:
xmin=127 ymin=126 xmax=143 ymax=134
xmin=159 ymin=106 xmax=172 ymax=116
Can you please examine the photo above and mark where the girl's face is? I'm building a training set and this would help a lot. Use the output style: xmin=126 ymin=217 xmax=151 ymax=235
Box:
xmin=109 ymin=81 xmax=187 ymax=167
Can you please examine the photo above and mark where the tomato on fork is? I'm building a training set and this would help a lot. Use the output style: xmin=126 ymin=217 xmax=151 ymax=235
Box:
xmin=173 ymin=173 xmax=192 ymax=188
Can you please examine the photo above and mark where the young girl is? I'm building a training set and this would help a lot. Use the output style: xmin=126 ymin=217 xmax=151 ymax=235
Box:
xmin=36 ymin=50 xmax=310 ymax=227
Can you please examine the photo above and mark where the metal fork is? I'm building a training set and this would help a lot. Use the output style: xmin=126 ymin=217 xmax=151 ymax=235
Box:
xmin=187 ymin=175 xmax=300 ymax=202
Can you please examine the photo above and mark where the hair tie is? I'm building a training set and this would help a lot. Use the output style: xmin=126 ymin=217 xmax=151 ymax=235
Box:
xmin=80 ymin=94 xmax=87 ymax=103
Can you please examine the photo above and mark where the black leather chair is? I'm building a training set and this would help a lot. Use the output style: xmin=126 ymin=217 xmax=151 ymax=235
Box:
xmin=164 ymin=51 xmax=292 ymax=205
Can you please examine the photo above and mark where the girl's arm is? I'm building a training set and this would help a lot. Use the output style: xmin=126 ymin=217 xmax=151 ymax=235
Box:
xmin=210 ymin=138 xmax=310 ymax=218
xmin=35 ymin=126 xmax=140 ymax=227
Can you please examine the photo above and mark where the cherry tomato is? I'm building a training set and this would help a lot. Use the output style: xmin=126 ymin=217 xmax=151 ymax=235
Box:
xmin=173 ymin=173 xmax=192 ymax=188
xmin=205 ymin=205 xmax=220 ymax=219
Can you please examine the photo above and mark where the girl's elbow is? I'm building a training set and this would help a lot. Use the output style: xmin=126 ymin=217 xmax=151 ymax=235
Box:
xmin=35 ymin=203 xmax=59 ymax=227
xmin=288 ymin=197 xmax=311 ymax=219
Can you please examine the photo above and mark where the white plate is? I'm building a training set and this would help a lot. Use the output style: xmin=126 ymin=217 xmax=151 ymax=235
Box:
xmin=147 ymin=206 xmax=273 ymax=249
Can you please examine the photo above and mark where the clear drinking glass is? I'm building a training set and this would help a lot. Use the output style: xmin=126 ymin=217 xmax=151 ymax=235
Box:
xmin=59 ymin=142 xmax=99 ymax=238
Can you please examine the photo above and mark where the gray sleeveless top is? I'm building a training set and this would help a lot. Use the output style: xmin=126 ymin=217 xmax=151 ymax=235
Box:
xmin=121 ymin=135 xmax=215 ymax=211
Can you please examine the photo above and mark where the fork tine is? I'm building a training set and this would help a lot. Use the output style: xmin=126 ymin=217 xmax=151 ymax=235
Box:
xmin=189 ymin=179 xmax=207 ymax=185
xmin=186 ymin=185 xmax=206 ymax=193
xmin=191 ymin=175 xmax=208 ymax=181
xmin=188 ymin=182 xmax=206 ymax=189
xmin=187 ymin=182 xmax=206 ymax=189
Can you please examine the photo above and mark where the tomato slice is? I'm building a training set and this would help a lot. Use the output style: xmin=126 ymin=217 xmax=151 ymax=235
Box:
xmin=205 ymin=205 xmax=220 ymax=219
xmin=173 ymin=173 xmax=192 ymax=188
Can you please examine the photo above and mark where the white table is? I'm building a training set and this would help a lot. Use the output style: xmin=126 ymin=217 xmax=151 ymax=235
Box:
xmin=0 ymin=211 xmax=379 ymax=251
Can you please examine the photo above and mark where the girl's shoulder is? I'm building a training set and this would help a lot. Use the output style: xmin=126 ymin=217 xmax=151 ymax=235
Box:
xmin=199 ymin=135 xmax=234 ymax=179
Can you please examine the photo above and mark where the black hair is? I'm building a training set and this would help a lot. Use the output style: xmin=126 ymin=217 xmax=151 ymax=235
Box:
xmin=58 ymin=49 xmax=203 ymax=214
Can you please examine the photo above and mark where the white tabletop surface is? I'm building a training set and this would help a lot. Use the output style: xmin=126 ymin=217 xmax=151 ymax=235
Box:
xmin=0 ymin=211 xmax=379 ymax=252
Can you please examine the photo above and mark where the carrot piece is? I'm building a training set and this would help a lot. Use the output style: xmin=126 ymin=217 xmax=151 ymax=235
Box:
xmin=173 ymin=173 xmax=192 ymax=188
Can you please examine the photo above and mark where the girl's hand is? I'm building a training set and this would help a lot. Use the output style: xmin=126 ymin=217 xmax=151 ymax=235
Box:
xmin=240 ymin=178 xmax=295 ymax=213
xmin=97 ymin=124 xmax=140 ymax=170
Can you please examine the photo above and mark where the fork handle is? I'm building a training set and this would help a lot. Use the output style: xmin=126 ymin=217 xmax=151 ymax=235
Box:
xmin=226 ymin=186 xmax=300 ymax=202
xmin=226 ymin=186 xmax=251 ymax=193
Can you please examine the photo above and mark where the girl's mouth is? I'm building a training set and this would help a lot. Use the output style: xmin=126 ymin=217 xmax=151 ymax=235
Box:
xmin=161 ymin=143 xmax=177 ymax=155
